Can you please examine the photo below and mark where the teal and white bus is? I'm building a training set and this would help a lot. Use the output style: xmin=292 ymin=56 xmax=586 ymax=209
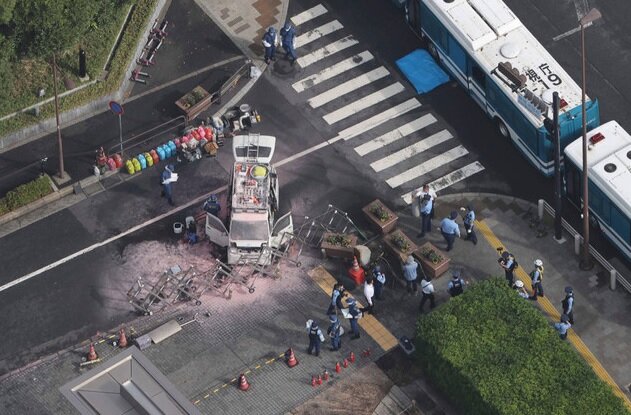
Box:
xmin=405 ymin=0 xmax=600 ymax=176
xmin=564 ymin=121 xmax=631 ymax=261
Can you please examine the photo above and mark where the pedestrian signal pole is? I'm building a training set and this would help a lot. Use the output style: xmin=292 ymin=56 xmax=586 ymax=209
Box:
xmin=552 ymin=92 xmax=563 ymax=241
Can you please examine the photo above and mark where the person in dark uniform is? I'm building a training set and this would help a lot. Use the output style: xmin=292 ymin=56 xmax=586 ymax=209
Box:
xmin=498 ymin=251 xmax=517 ymax=286
xmin=554 ymin=314 xmax=571 ymax=340
xmin=561 ymin=286 xmax=575 ymax=325
xmin=462 ymin=205 xmax=478 ymax=245
xmin=280 ymin=22 xmax=297 ymax=64
xmin=327 ymin=314 xmax=342 ymax=351
xmin=447 ymin=272 xmax=465 ymax=297
xmin=326 ymin=283 xmax=346 ymax=315
xmin=346 ymin=297 xmax=362 ymax=340
xmin=440 ymin=211 xmax=461 ymax=252
xmin=306 ymin=319 xmax=325 ymax=356
xmin=161 ymin=164 xmax=176 ymax=206
xmin=262 ymin=26 xmax=278 ymax=64
xmin=529 ymin=259 xmax=545 ymax=301
xmin=203 ymin=194 xmax=221 ymax=216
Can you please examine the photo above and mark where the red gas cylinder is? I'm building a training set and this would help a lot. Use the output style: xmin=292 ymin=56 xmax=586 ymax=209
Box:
xmin=106 ymin=157 xmax=117 ymax=171
xmin=197 ymin=126 xmax=206 ymax=139
xmin=150 ymin=149 xmax=159 ymax=165
xmin=113 ymin=154 xmax=123 ymax=168
xmin=192 ymin=129 xmax=200 ymax=140
xmin=204 ymin=127 xmax=213 ymax=140
xmin=174 ymin=138 xmax=181 ymax=148
xmin=181 ymin=135 xmax=190 ymax=144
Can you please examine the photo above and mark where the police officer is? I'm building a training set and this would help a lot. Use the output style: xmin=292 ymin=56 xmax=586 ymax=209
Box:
xmin=327 ymin=282 xmax=346 ymax=315
xmin=561 ymin=286 xmax=575 ymax=325
xmin=327 ymin=314 xmax=342 ymax=351
xmin=402 ymin=255 xmax=419 ymax=295
xmin=554 ymin=314 xmax=571 ymax=340
xmin=419 ymin=275 xmax=436 ymax=312
xmin=262 ymin=26 xmax=278 ymax=64
xmin=440 ymin=211 xmax=461 ymax=252
xmin=362 ymin=277 xmax=375 ymax=315
xmin=203 ymin=194 xmax=221 ymax=217
xmin=513 ymin=280 xmax=529 ymax=299
xmin=346 ymin=297 xmax=362 ymax=340
xmin=529 ymin=259 xmax=544 ymax=300
xmin=280 ymin=22 xmax=297 ymax=64
xmin=161 ymin=164 xmax=176 ymax=206
xmin=498 ymin=251 xmax=517 ymax=286
xmin=372 ymin=265 xmax=386 ymax=300
xmin=416 ymin=193 xmax=433 ymax=238
xmin=447 ymin=272 xmax=465 ymax=297
xmin=462 ymin=205 xmax=477 ymax=245
xmin=306 ymin=319 xmax=325 ymax=356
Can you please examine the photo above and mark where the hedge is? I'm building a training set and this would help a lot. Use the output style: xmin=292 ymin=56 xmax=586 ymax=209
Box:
xmin=0 ymin=174 xmax=53 ymax=215
xmin=415 ymin=278 xmax=629 ymax=415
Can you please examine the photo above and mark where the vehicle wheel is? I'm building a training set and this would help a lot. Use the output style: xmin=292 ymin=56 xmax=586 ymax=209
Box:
xmin=248 ymin=287 xmax=255 ymax=294
xmin=296 ymin=261 xmax=302 ymax=268
xmin=427 ymin=42 xmax=439 ymax=61
xmin=497 ymin=119 xmax=510 ymax=139
xmin=195 ymin=300 xmax=202 ymax=306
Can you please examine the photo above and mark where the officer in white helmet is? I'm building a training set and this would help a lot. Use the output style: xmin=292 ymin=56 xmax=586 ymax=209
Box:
xmin=529 ymin=259 xmax=544 ymax=301
xmin=512 ymin=279 xmax=529 ymax=299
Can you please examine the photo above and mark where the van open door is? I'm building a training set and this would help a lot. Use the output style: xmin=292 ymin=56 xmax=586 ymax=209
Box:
xmin=270 ymin=211 xmax=293 ymax=249
xmin=205 ymin=214 xmax=229 ymax=247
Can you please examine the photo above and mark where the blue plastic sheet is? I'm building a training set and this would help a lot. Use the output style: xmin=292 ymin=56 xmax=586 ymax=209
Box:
xmin=396 ymin=49 xmax=450 ymax=94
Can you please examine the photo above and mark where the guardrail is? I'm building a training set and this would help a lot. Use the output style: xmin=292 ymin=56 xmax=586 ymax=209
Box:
xmin=540 ymin=199 xmax=631 ymax=294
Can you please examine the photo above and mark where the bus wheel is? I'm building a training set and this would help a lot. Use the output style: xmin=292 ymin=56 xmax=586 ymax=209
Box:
xmin=497 ymin=119 xmax=510 ymax=139
xmin=427 ymin=42 xmax=439 ymax=61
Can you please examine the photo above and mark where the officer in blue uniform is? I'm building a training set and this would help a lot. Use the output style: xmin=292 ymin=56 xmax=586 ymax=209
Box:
xmin=280 ymin=22 xmax=297 ymax=64
xmin=498 ymin=251 xmax=517 ymax=286
xmin=326 ymin=282 xmax=346 ymax=315
xmin=561 ymin=286 xmax=575 ymax=325
xmin=161 ymin=164 xmax=175 ymax=206
xmin=440 ymin=211 xmax=461 ymax=251
xmin=262 ymin=26 xmax=278 ymax=64
xmin=372 ymin=265 xmax=386 ymax=300
xmin=306 ymin=320 xmax=325 ymax=356
xmin=327 ymin=314 xmax=342 ymax=351
xmin=447 ymin=272 xmax=465 ymax=297
xmin=462 ymin=205 xmax=477 ymax=245
xmin=203 ymin=194 xmax=221 ymax=217
xmin=417 ymin=193 xmax=433 ymax=237
xmin=529 ymin=259 xmax=544 ymax=300
xmin=554 ymin=314 xmax=571 ymax=340
xmin=346 ymin=297 xmax=362 ymax=340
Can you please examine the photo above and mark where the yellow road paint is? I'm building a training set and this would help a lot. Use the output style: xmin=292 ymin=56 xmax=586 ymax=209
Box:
xmin=244 ymin=370 xmax=250 ymax=375
xmin=230 ymin=378 xmax=237 ymax=383
xmin=194 ymin=400 xmax=200 ymax=405
xmin=255 ymin=364 xmax=261 ymax=369
xmin=213 ymin=389 xmax=219 ymax=393
xmin=477 ymin=220 xmax=631 ymax=409
xmin=203 ymin=394 xmax=209 ymax=399
xmin=266 ymin=358 xmax=275 ymax=364
xmin=308 ymin=266 xmax=399 ymax=351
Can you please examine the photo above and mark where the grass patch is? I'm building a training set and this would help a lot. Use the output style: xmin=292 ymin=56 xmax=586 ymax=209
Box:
xmin=0 ymin=175 xmax=53 ymax=215
xmin=415 ymin=278 xmax=630 ymax=415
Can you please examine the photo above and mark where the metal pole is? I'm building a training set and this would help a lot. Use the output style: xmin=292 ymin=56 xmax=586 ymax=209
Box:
xmin=119 ymin=113 xmax=124 ymax=158
xmin=52 ymin=54 xmax=65 ymax=179
xmin=579 ymin=23 xmax=593 ymax=270
xmin=552 ymin=92 xmax=563 ymax=240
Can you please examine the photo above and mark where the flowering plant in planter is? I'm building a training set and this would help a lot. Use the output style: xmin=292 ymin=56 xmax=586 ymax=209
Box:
xmin=370 ymin=203 xmax=391 ymax=222
xmin=390 ymin=231 xmax=411 ymax=253
xmin=325 ymin=234 xmax=353 ymax=248
xmin=419 ymin=247 xmax=444 ymax=264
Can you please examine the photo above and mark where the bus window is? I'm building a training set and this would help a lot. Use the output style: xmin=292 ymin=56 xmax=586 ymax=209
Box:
xmin=448 ymin=35 xmax=467 ymax=74
xmin=611 ymin=205 xmax=631 ymax=244
xmin=589 ymin=182 xmax=610 ymax=223
xmin=471 ymin=64 xmax=486 ymax=90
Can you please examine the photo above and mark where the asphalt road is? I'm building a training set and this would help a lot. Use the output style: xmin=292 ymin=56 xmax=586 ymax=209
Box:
xmin=1 ymin=0 xmax=631 ymax=376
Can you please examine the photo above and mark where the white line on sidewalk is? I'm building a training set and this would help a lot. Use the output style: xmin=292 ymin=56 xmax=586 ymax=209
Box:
xmin=401 ymin=162 xmax=486 ymax=204
xmin=323 ymin=82 xmax=404 ymax=124
xmin=295 ymin=20 xmax=344 ymax=49
xmin=354 ymin=114 xmax=437 ymax=156
xmin=291 ymin=4 xmax=328 ymax=26
xmin=308 ymin=67 xmax=390 ymax=108
xmin=386 ymin=145 xmax=469 ymax=188
xmin=334 ymin=98 xmax=422 ymax=142
xmin=292 ymin=51 xmax=374 ymax=93
xmin=370 ymin=129 xmax=453 ymax=172
xmin=297 ymin=36 xmax=359 ymax=68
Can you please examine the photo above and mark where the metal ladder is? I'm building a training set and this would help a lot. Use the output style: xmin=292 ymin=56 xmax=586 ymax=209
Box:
xmin=246 ymin=133 xmax=260 ymax=162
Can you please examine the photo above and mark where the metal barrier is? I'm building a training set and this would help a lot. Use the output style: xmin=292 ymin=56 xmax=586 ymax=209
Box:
xmin=541 ymin=200 xmax=631 ymax=294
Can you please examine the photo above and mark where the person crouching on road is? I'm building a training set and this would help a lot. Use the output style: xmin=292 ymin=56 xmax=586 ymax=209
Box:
xmin=402 ymin=255 xmax=419 ymax=295
xmin=529 ymin=259 xmax=545 ymax=301
xmin=554 ymin=314 xmax=571 ymax=340
xmin=327 ymin=314 xmax=342 ymax=351
xmin=513 ymin=280 xmax=529 ymax=299
xmin=345 ymin=297 xmax=362 ymax=340
xmin=306 ymin=319 xmax=325 ymax=356
xmin=447 ymin=271 xmax=465 ymax=297
xmin=462 ymin=205 xmax=477 ymax=245
xmin=372 ymin=265 xmax=386 ymax=300
xmin=440 ymin=211 xmax=461 ymax=252
xmin=262 ymin=26 xmax=278 ymax=64
xmin=161 ymin=164 xmax=176 ymax=206
xmin=419 ymin=275 xmax=436 ymax=312
xmin=362 ymin=277 xmax=375 ymax=315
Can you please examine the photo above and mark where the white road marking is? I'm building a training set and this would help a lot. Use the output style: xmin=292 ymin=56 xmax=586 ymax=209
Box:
xmin=402 ymin=162 xmax=486 ymax=204
xmin=323 ymin=82 xmax=405 ymax=124
xmin=292 ymin=51 xmax=374 ymax=93
xmin=295 ymin=20 xmax=344 ymax=49
xmin=297 ymin=36 xmax=359 ymax=68
xmin=334 ymin=98 xmax=422 ymax=142
xmin=291 ymin=4 xmax=328 ymax=26
xmin=354 ymin=114 xmax=437 ymax=156
xmin=370 ymin=130 xmax=453 ymax=172
xmin=386 ymin=145 xmax=469 ymax=188
xmin=308 ymin=67 xmax=390 ymax=108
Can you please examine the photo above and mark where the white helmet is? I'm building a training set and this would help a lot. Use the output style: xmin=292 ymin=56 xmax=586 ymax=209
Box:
xmin=534 ymin=259 xmax=543 ymax=267
xmin=514 ymin=280 xmax=524 ymax=288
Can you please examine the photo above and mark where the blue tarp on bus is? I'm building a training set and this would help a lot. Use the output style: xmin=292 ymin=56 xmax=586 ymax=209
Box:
xmin=396 ymin=49 xmax=449 ymax=94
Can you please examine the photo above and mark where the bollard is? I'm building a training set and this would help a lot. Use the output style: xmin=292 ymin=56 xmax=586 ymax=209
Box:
xmin=574 ymin=234 xmax=581 ymax=256
xmin=537 ymin=199 xmax=545 ymax=221
xmin=610 ymin=269 xmax=617 ymax=291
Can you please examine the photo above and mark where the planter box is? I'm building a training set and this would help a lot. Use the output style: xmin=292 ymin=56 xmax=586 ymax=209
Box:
xmin=320 ymin=233 xmax=358 ymax=259
xmin=175 ymin=86 xmax=212 ymax=121
xmin=362 ymin=199 xmax=398 ymax=235
xmin=383 ymin=230 xmax=418 ymax=264
xmin=414 ymin=242 xmax=450 ymax=280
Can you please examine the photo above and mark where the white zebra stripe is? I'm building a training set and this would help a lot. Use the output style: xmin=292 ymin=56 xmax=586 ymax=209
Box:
xmin=370 ymin=130 xmax=453 ymax=172
xmin=401 ymin=162 xmax=486 ymax=204
xmin=297 ymin=36 xmax=359 ymax=68
xmin=295 ymin=20 xmax=344 ymax=49
xmin=323 ymin=83 xmax=404 ymax=124
xmin=354 ymin=114 xmax=438 ymax=156
xmin=290 ymin=4 xmax=328 ymax=26
xmin=386 ymin=145 xmax=469 ymax=188
xmin=308 ymin=67 xmax=390 ymax=108
xmin=292 ymin=51 xmax=374 ymax=93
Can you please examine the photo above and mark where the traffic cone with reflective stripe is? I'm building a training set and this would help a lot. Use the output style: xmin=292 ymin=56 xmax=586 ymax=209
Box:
xmin=87 ymin=343 xmax=98 ymax=361
xmin=348 ymin=256 xmax=365 ymax=285
xmin=343 ymin=358 xmax=349 ymax=368
xmin=238 ymin=373 xmax=250 ymax=391
xmin=316 ymin=374 xmax=322 ymax=385
xmin=285 ymin=348 xmax=298 ymax=368
xmin=323 ymin=369 xmax=329 ymax=381
xmin=335 ymin=362 xmax=341 ymax=373
xmin=311 ymin=375 xmax=317 ymax=387
xmin=118 ymin=328 xmax=128 ymax=348
xmin=349 ymin=351 xmax=355 ymax=363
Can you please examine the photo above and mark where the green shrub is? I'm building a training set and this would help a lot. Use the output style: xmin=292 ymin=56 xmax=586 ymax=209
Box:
xmin=0 ymin=175 xmax=53 ymax=213
xmin=415 ymin=278 xmax=629 ymax=415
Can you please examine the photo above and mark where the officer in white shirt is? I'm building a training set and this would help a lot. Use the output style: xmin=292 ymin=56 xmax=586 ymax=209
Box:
xmin=362 ymin=278 xmax=375 ymax=314
xmin=419 ymin=276 xmax=436 ymax=312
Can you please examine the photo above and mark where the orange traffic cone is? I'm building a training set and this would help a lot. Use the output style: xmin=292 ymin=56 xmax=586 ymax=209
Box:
xmin=87 ymin=343 xmax=98 ymax=361
xmin=362 ymin=348 xmax=372 ymax=357
xmin=335 ymin=361 xmax=341 ymax=373
xmin=311 ymin=375 xmax=317 ymax=387
xmin=317 ymin=374 xmax=322 ymax=385
xmin=285 ymin=348 xmax=299 ymax=368
xmin=348 ymin=256 xmax=365 ymax=286
xmin=323 ymin=370 xmax=329 ymax=381
xmin=118 ymin=328 xmax=128 ymax=348
xmin=343 ymin=358 xmax=349 ymax=368
xmin=349 ymin=351 xmax=356 ymax=363
xmin=238 ymin=374 xmax=250 ymax=391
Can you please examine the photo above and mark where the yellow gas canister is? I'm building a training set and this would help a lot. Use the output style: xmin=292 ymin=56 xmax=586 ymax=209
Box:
xmin=125 ymin=159 xmax=135 ymax=175
xmin=132 ymin=158 xmax=141 ymax=172
xmin=144 ymin=152 xmax=154 ymax=167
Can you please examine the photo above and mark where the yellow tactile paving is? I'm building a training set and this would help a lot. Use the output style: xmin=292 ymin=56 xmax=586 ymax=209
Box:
xmin=308 ymin=266 xmax=399 ymax=352
xmin=476 ymin=220 xmax=631 ymax=410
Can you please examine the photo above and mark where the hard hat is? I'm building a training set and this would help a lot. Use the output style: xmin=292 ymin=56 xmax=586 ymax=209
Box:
xmin=514 ymin=280 xmax=524 ymax=288
xmin=560 ymin=314 xmax=569 ymax=323
xmin=534 ymin=259 xmax=543 ymax=267
xmin=565 ymin=286 xmax=573 ymax=294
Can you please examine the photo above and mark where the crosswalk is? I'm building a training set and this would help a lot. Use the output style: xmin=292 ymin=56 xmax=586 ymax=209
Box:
xmin=288 ymin=4 xmax=485 ymax=204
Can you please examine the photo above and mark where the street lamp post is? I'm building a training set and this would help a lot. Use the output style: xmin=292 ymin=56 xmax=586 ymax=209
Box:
xmin=52 ymin=54 xmax=65 ymax=179
xmin=578 ymin=8 xmax=601 ymax=270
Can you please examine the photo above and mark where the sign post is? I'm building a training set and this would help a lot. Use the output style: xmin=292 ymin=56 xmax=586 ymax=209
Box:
xmin=109 ymin=101 xmax=125 ymax=158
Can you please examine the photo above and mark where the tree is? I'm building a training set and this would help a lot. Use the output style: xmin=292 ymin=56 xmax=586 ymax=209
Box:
xmin=0 ymin=0 xmax=17 ymax=25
